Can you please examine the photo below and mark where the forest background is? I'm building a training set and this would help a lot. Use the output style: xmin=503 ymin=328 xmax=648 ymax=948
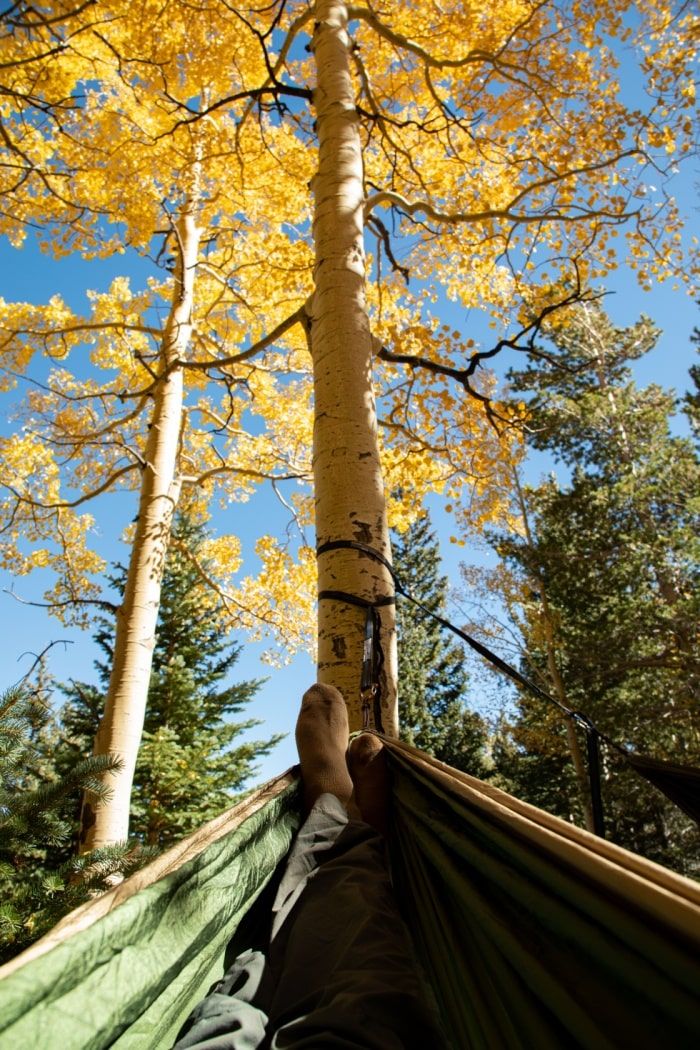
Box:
xmin=0 ymin=0 xmax=696 ymax=852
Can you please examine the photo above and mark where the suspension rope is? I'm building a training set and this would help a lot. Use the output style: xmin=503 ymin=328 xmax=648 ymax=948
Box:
xmin=314 ymin=537 xmax=700 ymax=838
xmin=317 ymin=539 xmax=616 ymax=744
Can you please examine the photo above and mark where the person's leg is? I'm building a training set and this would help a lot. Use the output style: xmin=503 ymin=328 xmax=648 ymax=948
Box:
xmin=269 ymin=685 xmax=363 ymax=942
xmin=173 ymin=686 xmax=357 ymax=1050
xmin=175 ymin=685 xmax=446 ymax=1049
xmin=173 ymin=949 xmax=270 ymax=1049
xmin=266 ymin=686 xmax=446 ymax=1049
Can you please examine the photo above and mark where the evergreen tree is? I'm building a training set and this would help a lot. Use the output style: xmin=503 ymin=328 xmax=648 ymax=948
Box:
xmin=684 ymin=306 xmax=700 ymax=440
xmin=61 ymin=510 xmax=283 ymax=848
xmin=490 ymin=304 xmax=700 ymax=872
xmin=0 ymin=685 xmax=150 ymax=963
xmin=393 ymin=511 xmax=488 ymax=775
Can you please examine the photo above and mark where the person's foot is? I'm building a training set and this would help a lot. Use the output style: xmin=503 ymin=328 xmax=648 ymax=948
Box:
xmin=295 ymin=684 xmax=354 ymax=812
xmin=347 ymin=734 xmax=389 ymax=835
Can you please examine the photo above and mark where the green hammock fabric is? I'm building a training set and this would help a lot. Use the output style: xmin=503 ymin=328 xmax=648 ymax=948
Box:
xmin=1 ymin=745 xmax=700 ymax=1049
xmin=384 ymin=739 xmax=700 ymax=1050
xmin=0 ymin=775 xmax=302 ymax=1050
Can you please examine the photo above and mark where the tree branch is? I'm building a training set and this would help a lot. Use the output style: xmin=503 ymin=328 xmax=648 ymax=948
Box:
xmin=375 ymin=287 xmax=593 ymax=429
xmin=1 ymin=462 xmax=139 ymax=511
xmin=364 ymin=152 xmax=642 ymax=227
xmin=168 ymin=537 xmax=279 ymax=629
xmin=181 ymin=301 xmax=310 ymax=372
xmin=13 ymin=638 xmax=74 ymax=690
xmin=347 ymin=6 xmax=488 ymax=69
xmin=4 ymin=588 xmax=118 ymax=614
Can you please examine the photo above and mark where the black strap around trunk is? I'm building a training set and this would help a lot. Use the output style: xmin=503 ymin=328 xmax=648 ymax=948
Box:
xmin=316 ymin=538 xmax=700 ymax=837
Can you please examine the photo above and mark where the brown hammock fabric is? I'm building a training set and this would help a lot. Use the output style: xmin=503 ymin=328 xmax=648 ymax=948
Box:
xmin=384 ymin=737 xmax=700 ymax=1049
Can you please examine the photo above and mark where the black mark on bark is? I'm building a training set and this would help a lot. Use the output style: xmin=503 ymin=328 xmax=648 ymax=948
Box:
xmin=352 ymin=520 xmax=372 ymax=543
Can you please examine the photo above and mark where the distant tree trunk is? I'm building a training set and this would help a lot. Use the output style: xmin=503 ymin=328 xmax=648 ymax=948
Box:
xmin=543 ymin=613 xmax=596 ymax=835
xmin=310 ymin=0 xmax=397 ymax=734
xmin=512 ymin=467 xmax=595 ymax=833
xmin=81 ymin=201 xmax=201 ymax=849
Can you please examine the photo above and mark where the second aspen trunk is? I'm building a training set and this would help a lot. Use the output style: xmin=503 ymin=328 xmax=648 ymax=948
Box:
xmin=81 ymin=205 xmax=201 ymax=849
xmin=310 ymin=1 xmax=398 ymax=734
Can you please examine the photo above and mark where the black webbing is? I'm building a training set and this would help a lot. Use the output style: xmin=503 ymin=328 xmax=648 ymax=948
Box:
xmin=361 ymin=605 xmax=385 ymax=733
xmin=316 ymin=592 xmax=387 ymax=733
xmin=317 ymin=539 xmax=395 ymax=576
xmin=317 ymin=544 xmax=394 ymax=733
xmin=317 ymin=590 xmax=396 ymax=609
xmin=624 ymin=754 xmax=700 ymax=827
xmin=317 ymin=538 xmax=583 ymax=708
xmin=575 ymin=712 xmax=606 ymax=837
xmin=320 ymin=541 xmax=575 ymax=714
xmin=316 ymin=538 xmax=700 ymax=836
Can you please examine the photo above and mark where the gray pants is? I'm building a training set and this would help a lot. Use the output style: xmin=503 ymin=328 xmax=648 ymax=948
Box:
xmin=174 ymin=794 xmax=446 ymax=1049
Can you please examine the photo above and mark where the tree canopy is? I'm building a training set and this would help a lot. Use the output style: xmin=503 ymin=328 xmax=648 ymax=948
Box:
xmin=393 ymin=510 xmax=489 ymax=775
xmin=0 ymin=682 xmax=146 ymax=962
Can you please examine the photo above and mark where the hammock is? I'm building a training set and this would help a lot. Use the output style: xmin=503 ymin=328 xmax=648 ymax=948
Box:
xmin=1 ymin=741 xmax=699 ymax=1049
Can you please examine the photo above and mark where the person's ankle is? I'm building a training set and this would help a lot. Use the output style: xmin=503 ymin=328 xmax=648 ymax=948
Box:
xmin=347 ymin=734 xmax=388 ymax=835
xmin=295 ymin=684 xmax=353 ymax=812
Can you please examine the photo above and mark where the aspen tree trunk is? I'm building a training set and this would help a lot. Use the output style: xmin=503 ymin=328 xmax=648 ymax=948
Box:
xmin=310 ymin=0 xmax=398 ymax=734
xmin=81 ymin=203 xmax=201 ymax=849
xmin=512 ymin=468 xmax=595 ymax=833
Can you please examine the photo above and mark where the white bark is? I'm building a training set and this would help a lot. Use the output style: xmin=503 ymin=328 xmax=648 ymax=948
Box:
xmin=81 ymin=203 xmax=201 ymax=849
xmin=310 ymin=0 xmax=397 ymax=734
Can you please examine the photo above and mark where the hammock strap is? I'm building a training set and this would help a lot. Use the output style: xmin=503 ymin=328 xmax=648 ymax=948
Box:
xmin=315 ymin=538 xmax=700 ymax=836
xmin=316 ymin=538 xmax=592 ymax=735
xmin=317 ymin=539 xmax=397 ymax=732
xmin=317 ymin=538 xmax=579 ymax=718
xmin=574 ymin=711 xmax=606 ymax=837
xmin=317 ymin=571 xmax=394 ymax=733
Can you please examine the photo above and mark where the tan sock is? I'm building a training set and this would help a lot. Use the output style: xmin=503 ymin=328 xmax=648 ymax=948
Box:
xmin=295 ymin=684 xmax=353 ymax=812
xmin=347 ymin=733 xmax=389 ymax=835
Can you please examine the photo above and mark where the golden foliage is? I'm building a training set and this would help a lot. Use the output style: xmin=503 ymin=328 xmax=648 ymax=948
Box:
xmin=0 ymin=0 xmax=696 ymax=651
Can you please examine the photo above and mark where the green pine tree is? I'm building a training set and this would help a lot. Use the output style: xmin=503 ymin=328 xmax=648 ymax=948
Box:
xmin=490 ymin=303 xmax=700 ymax=872
xmin=393 ymin=511 xmax=488 ymax=775
xmin=0 ymin=684 xmax=151 ymax=963
xmin=60 ymin=509 xmax=283 ymax=848
xmin=684 ymin=305 xmax=699 ymax=441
